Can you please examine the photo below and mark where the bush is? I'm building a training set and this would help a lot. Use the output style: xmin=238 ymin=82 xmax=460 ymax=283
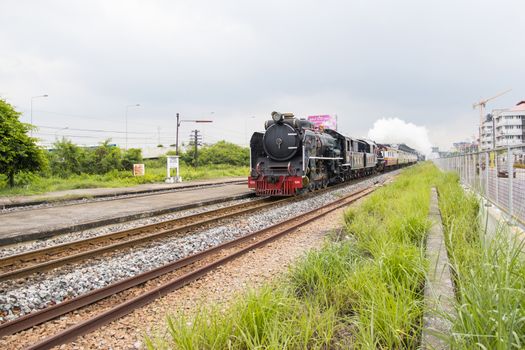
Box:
xmin=197 ymin=140 xmax=249 ymax=166
xmin=1 ymin=138 xmax=248 ymax=194
xmin=0 ymin=99 xmax=47 ymax=186
xmin=87 ymin=140 xmax=123 ymax=174
xmin=47 ymin=138 xmax=84 ymax=177
xmin=13 ymin=171 xmax=40 ymax=187
xmin=122 ymin=148 xmax=143 ymax=170
xmin=169 ymin=141 xmax=249 ymax=167
xmin=47 ymin=140 xmax=145 ymax=176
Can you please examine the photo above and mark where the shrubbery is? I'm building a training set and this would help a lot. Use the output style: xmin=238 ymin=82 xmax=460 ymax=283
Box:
xmin=0 ymin=99 xmax=47 ymax=186
xmin=0 ymin=138 xmax=249 ymax=194
xmin=26 ymin=138 xmax=247 ymax=179
xmin=46 ymin=139 xmax=143 ymax=177
xmin=179 ymin=140 xmax=249 ymax=167
xmin=197 ymin=140 xmax=249 ymax=166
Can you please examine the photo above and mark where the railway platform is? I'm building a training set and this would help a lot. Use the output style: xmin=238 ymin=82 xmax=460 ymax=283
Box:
xmin=0 ymin=178 xmax=251 ymax=246
xmin=0 ymin=177 xmax=245 ymax=208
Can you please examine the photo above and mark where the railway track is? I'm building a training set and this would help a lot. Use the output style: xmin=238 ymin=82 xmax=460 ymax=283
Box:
xmin=0 ymin=181 xmax=379 ymax=349
xmin=0 ymin=173 xmax=378 ymax=282
xmin=0 ymin=197 xmax=283 ymax=281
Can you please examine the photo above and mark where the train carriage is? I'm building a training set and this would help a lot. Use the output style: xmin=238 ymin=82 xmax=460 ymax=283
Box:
xmin=249 ymin=111 xmax=419 ymax=196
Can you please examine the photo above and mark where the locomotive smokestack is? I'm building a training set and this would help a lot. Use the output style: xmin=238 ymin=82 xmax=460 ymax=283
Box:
xmin=271 ymin=111 xmax=283 ymax=123
xmin=271 ymin=111 xmax=294 ymax=123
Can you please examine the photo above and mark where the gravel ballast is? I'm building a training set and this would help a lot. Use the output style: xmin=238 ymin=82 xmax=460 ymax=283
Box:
xmin=0 ymin=197 xmax=257 ymax=259
xmin=0 ymin=172 xmax=397 ymax=323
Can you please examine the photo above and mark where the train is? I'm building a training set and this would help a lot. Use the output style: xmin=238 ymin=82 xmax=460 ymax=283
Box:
xmin=248 ymin=111 xmax=418 ymax=196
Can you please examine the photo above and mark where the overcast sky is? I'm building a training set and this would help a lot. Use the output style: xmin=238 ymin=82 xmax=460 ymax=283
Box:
xmin=1 ymin=0 xmax=524 ymax=152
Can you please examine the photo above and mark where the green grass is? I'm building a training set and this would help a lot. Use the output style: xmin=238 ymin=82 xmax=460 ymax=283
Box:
xmin=145 ymin=163 xmax=438 ymax=349
xmin=145 ymin=163 xmax=524 ymax=349
xmin=0 ymin=163 xmax=248 ymax=197
xmin=437 ymin=172 xmax=525 ymax=349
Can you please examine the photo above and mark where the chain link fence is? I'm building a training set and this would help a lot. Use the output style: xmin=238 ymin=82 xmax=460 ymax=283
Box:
xmin=433 ymin=144 xmax=525 ymax=226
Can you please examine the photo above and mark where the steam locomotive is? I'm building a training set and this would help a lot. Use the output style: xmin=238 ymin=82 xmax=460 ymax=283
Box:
xmin=248 ymin=111 xmax=417 ymax=196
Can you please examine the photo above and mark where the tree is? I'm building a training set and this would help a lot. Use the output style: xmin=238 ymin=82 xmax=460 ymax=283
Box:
xmin=198 ymin=141 xmax=249 ymax=166
xmin=83 ymin=139 xmax=122 ymax=174
xmin=0 ymin=99 xmax=46 ymax=187
xmin=122 ymin=148 xmax=143 ymax=170
xmin=47 ymin=138 xmax=84 ymax=177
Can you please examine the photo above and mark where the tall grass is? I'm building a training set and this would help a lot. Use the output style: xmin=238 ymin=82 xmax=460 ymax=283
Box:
xmin=437 ymin=173 xmax=525 ymax=349
xmin=342 ymin=165 xmax=434 ymax=348
xmin=146 ymin=163 xmax=438 ymax=349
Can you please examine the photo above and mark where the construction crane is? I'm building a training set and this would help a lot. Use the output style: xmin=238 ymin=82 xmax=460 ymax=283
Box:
xmin=473 ymin=88 xmax=512 ymax=150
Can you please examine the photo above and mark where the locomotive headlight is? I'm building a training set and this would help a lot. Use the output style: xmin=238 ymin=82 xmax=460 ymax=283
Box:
xmin=271 ymin=111 xmax=283 ymax=123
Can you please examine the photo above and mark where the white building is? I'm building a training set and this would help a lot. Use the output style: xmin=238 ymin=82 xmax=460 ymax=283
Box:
xmin=480 ymin=114 xmax=495 ymax=150
xmin=494 ymin=101 xmax=525 ymax=148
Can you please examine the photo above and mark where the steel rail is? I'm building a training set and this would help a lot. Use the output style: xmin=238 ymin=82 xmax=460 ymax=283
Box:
xmin=0 ymin=173 xmax=370 ymax=281
xmin=26 ymin=186 xmax=375 ymax=350
xmin=0 ymin=184 xmax=375 ymax=339
xmin=0 ymin=197 xmax=287 ymax=282
xmin=0 ymin=196 xmax=269 ymax=268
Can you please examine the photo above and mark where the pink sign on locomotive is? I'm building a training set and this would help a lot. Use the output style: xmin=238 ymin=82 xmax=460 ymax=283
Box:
xmin=307 ymin=115 xmax=337 ymax=130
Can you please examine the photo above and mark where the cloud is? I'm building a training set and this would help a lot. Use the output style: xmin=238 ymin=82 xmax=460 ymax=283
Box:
xmin=367 ymin=118 xmax=433 ymax=155
xmin=1 ymin=1 xmax=524 ymax=148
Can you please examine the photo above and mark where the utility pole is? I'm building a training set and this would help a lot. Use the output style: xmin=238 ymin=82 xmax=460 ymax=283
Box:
xmin=157 ymin=126 xmax=161 ymax=146
xmin=189 ymin=130 xmax=203 ymax=167
xmin=125 ymin=104 xmax=141 ymax=150
xmin=176 ymin=113 xmax=180 ymax=155
xmin=176 ymin=113 xmax=212 ymax=155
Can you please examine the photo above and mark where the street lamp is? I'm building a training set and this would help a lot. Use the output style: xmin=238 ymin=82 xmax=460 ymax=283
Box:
xmin=175 ymin=113 xmax=213 ymax=155
xmin=125 ymin=104 xmax=141 ymax=149
xmin=30 ymin=94 xmax=48 ymax=137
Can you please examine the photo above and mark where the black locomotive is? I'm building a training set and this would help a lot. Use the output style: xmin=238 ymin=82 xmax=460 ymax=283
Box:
xmin=248 ymin=111 xmax=417 ymax=196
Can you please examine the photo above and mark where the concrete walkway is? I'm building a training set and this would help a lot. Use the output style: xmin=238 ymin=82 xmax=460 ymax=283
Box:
xmin=422 ymin=188 xmax=455 ymax=349
xmin=0 ymin=182 xmax=251 ymax=245
xmin=0 ymin=177 xmax=245 ymax=208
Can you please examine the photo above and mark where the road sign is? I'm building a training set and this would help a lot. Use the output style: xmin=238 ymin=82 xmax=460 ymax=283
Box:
xmin=166 ymin=156 xmax=181 ymax=183
xmin=132 ymin=163 xmax=145 ymax=176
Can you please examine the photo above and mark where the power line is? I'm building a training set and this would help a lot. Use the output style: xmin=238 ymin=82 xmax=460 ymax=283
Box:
xmin=35 ymin=124 xmax=154 ymax=135
xmin=33 ymin=132 xmax=161 ymax=140
xmin=24 ymin=109 xmax=158 ymax=128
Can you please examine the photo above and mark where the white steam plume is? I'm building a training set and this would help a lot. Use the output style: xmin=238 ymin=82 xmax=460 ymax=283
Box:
xmin=367 ymin=118 xmax=433 ymax=155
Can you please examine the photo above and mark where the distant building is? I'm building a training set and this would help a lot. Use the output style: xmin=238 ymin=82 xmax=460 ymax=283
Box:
xmin=478 ymin=101 xmax=525 ymax=150
xmin=141 ymin=146 xmax=177 ymax=159
xmin=480 ymin=113 xmax=495 ymax=150
xmin=452 ymin=141 xmax=477 ymax=154
xmin=427 ymin=147 xmax=440 ymax=160
xmin=494 ymin=101 xmax=525 ymax=148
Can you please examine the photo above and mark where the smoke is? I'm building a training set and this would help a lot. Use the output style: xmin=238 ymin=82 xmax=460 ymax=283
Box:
xmin=367 ymin=117 xmax=433 ymax=155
